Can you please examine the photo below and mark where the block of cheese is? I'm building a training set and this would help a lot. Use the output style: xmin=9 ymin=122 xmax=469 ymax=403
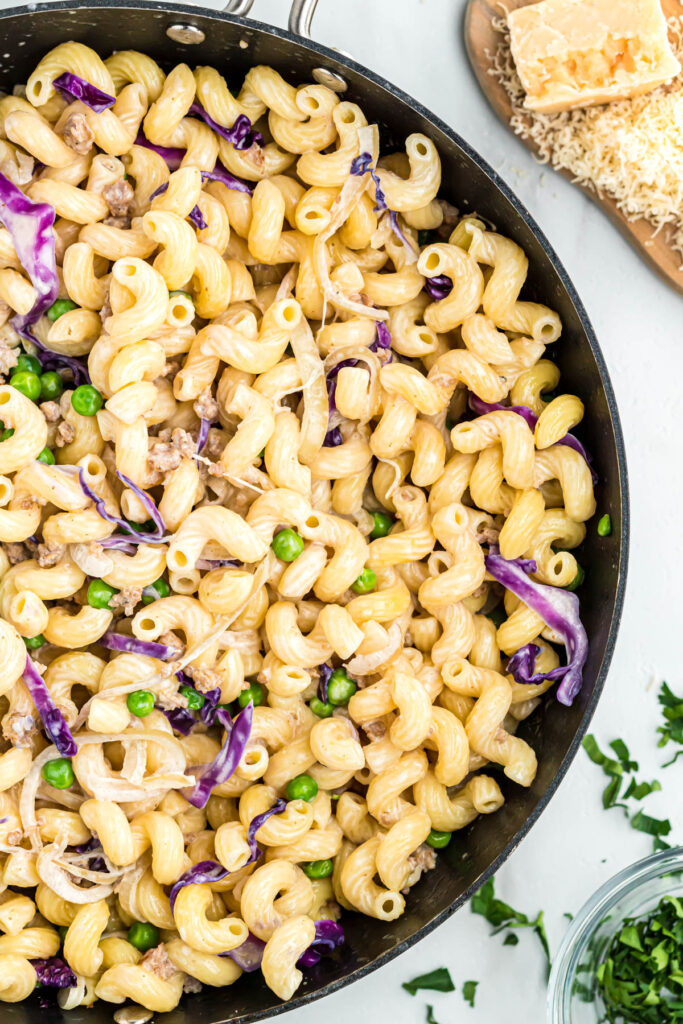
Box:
xmin=507 ymin=0 xmax=681 ymax=112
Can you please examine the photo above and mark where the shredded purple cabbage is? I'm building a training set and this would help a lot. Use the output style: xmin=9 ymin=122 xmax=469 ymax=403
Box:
xmin=298 ymin=919 xmax=346 ymax=968
xmin=53 ymin=72 xmax=115 ymax=113
xmin=99 ymin=632 xmax=176 ymax=660
xmin=134 ymin=133 xmax=185 ymax=169
xmin=371 ymin=322 xmax=392 ymax=351
xmin=246 ymin=798 xmax=286 ymax=860
xmin=22 ymin=655 xmax=77 ymax=757
xmin=184 ymin=701 xmax=254 ymax=808
xmin=169 ymin=859 xmax=230 ymax=912
xmin=162 ymin=707 xmax=195 ymax=735
xmin=76 ymin=468 xmax=167 ymax=546
xmin=0 ymin=171 xmax=58 ymax=343
xmin=323 ymin=426 xmax=343 ymax=447
xmin=198 ymin=687 xmax=223 ymax=727
xmin=195 ymin=557 xmax=240 ymax=570
xmin=74 ymin=837 xmax=100 ymax=854
xmin=200 ymin=167 xmax=252 ymax=195
xmin=41 ymin=352 xmax=91 ymax=386
xmin=197 ymin=418 xmax=210 ymax=453
xmin=485 ymin=548 xmax=589 ymax=706
xmin=506 ymin=642 xmax=567 ymax=687
xmin=224 ymin=933 xmax=266 ymax=972
xmin=318 ymin=663 xmax=333 ymax=703
xmin=189 ymin=103 xmax=263 ymax=150
xmin=424 ymin=274 xmax=453 ymax=301
xmin=467 ymin=394 xmax=598 ymax=483
xmin=349 ymin=151 xmax=414 ymax=251
xmin=31 ymin=957 xmax=77 ymax=989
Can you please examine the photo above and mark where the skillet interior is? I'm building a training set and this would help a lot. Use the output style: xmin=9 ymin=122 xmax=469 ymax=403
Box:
xmin=0 ymin=5 xmax=629 ymax=1020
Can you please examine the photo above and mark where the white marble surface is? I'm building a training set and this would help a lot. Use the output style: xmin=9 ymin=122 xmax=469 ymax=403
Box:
xmin=4 ymin=0 xmax=683 ymax=1019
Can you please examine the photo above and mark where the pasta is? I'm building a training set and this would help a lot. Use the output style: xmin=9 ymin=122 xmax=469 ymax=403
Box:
xmin=0 ymin=41 xmax=598 ymax=1014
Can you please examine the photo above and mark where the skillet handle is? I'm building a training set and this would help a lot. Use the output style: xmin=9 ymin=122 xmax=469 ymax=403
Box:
xmin=222 ymin=0 xmax=319 ymax=40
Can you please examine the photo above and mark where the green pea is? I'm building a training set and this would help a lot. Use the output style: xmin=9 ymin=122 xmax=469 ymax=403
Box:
xmin=141 ymin=578 xmax=170 ymax=604
xmin=302 ymin=859 xmax=334 ymax=879
xmin=0 ymin=428 xmax=14 ymax=441
xmin=87 ymin=578 xmax=119 ymax=609
xmin=285 ymin=773 xmax=318 ymax=803
xmin=71 ymin=384 xmax=103 ymax=417
xmin=271 ymin=528 xmax=304 ymax=562
xmin=309 ymin=697 xmax=334 ymax=718
xmin=39 ymin=370 xmax=64 ymax=401
xmin=23 ymin=633 xmax=46 ymax=650
xmin=327 ymin=668 xmax=356 ymax=707
xmin=16 ymin=353 xmax=42 ymax=376
xmin=238 ymin=682 xmax=264 ymax=708
xmin=10 ymin=370 xmax=41 ymax=402
xmin=426 ymin=829 xmax=452 ymax=849
xmin=486 ymin=605 xmax=506 ymax=628
xmin=351 ymin=567 xmax=377 ymax=594
xmin=127 ymin=690 xmax=155 ymax=717
xmin=36 ymin=447 xmax=55 ymax=465
xmin=41 ymin=757 xmax=74 ymax=790
xmin=567 ymin=565 xmax=585 ymax=591
xmin=369 ymin=511 xmax=394 ymax=539
xmin=542 ymin=391 xmax=557 ymax=403
xmin=127 ymin=921 xmax=159 ymax=952
xmin=597 ymin=514 xmax=612 ymax=537
xmin=47 ymin=298 xmax=78 ymax=322
xmin=179 ymin=684 xmax=205 ymax=710
xmin=418 ymin=229 xmax=437 ymax=247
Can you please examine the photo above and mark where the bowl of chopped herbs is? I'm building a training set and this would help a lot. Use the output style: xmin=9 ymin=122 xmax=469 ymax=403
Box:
xmin=549 ymin=847 xmax=683 ymax=1024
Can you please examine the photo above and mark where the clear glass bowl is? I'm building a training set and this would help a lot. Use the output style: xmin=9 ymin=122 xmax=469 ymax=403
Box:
xmin=547 ymin=847 xmax=683 ymax=1023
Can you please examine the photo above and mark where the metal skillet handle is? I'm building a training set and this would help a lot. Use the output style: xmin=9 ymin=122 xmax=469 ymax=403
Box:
xmin=222 ymin=0 xmax=318 ymax=37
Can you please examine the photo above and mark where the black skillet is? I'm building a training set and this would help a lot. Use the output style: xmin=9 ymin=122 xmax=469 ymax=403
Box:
xmin=0 ymin=1 xmax=629 ymax=1019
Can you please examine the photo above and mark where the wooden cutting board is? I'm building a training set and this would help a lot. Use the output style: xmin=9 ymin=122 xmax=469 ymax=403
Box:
xmin=464 ymin=0 xmax=683 ymax=296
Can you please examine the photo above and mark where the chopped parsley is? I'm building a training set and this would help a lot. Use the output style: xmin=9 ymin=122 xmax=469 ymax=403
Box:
xmin=582 ymin=735 xmax=669 ymax=850
xmin=402 ymin=967 xmax=455 ymax=996
xmin=596 ymin=895 xmax=683 ymax=1023
xmin=425 ymin=1007 xmax=441 ymax=1024
xmin=657 ymin=682 xmax=683 ymax=767
xmin=470 ymin=876 xmax=550 ymax=974
xmin=462 ymin=980 xmax=478 ymax=1007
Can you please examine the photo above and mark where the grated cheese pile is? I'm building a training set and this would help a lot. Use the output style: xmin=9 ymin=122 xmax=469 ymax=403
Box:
xmin=489 ymin=15 xmax=683 ymax=259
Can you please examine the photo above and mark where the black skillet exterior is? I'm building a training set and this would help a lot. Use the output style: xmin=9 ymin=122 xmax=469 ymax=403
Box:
xmin=0 ymin=4 xmax=629 ymax=1021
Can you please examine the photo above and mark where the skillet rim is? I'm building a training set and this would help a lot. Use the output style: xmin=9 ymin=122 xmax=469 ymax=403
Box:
xmin=0 ymin=3 xmax=629 ymax=1018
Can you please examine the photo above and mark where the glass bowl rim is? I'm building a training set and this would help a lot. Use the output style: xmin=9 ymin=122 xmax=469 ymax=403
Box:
xmin=547 ymin=845 xmax=683 ymax=1023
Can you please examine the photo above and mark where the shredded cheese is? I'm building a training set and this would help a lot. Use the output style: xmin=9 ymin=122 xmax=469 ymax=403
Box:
xmin=490 ymin=15 xmax=683 ymax=260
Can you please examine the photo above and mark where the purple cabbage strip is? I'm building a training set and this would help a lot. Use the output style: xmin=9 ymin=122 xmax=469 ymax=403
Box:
xmin=23 ymin=655 xmax=77 ymax=757
xmin=298 ymin=920 xmax=346 ymax=968
xmin=424 ymin=273 xmax=453 ymax=301
xmin=350 ymin=151 xmax=413 ymax=249
xmin=31 ymin=957 xmax=77 ymax=989
xmin=388 ymin=209 xmax=416 ymax=254
xmin=148 ymin=181 xmax=206 ymax=230
xmin=197 ymin=418 xmax=211 ymax=453
xmin=76 ymin=468 xmax=167 ymax=546
xmin=96 ymin=536 xmax=137 ymax=553
xmin=0 ymin=171 xmax=58 ymax=343
xmin=371 ymin=322 xmax=392 ymax=351
xmin=169 ymin=859 xmax=230 ymax=912
xmin=53 ymin=72 xmax=115 ymax=113
xmin=246 ymin=798 xmax=286 ymax=860
xmin=223 ymin=933 xmax=266 ymax=973
xmin=467 ymin=394 xmax=598 ymax=484
xmin=318 ymin=663 xmax=333 ymax=703
xmin=198 ymin=687 xmax=223 ymax=727
xmin=134 ymin=133 xmax=185 ymax=169
xmin=189 ymin=103 xmax=263 ymax=150
xmin=162 ymin=707 xmax=196 ymax=735
xmin=99 ymin=632 xmax=176 ymax=660
xmin=323 ymin=426 xmax=343 ymax=447
xmin=184 ymin=701 xmax=254 ymax=808
xmin=41 ymin=352 xmax=90 ymax=386
xmin=201 ymin=167 xmax=252 ymax=195
xmin=506 ymin=642 xmax=567 ymax=686
xmin=485 ymin=547 xmax=589 ymax=706
xmin=74 ymin=837 xmax=100 ymax=854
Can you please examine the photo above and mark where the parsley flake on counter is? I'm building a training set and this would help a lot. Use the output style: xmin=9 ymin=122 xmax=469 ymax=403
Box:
xmin=596 ymin=895 xmax=683 ymax=1023
xmin=425 ymin=1006 xmax=441 ymax=1024
xmin=402 ymin=967 xmax=455 ymax=996
xmin=657 ymin=682 xmax=683 ymax=767
xmin=470 ymin=877 xmax=550 ymax=973
xmin=462 ymin=980 xmax=479 ymax=1007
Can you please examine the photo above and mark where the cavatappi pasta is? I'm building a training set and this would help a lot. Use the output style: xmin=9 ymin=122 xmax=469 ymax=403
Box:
xmin=0 ymin=42 xmax=597 ymax=1013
